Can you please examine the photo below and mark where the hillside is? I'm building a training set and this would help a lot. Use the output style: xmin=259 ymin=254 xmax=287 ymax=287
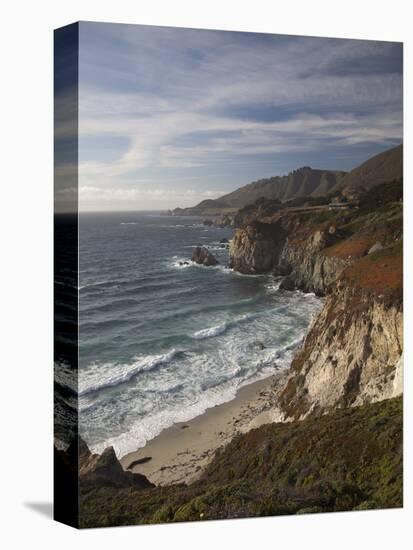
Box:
xmin=172 ymin=167 xmax=346 ymax=216
xmin=218 ymin=166 xmax=346 ymax=207
xmin=171 ymin=144 xmax=402 ymax=217
xmin=331 ymin=144 xmax=403 ymax=195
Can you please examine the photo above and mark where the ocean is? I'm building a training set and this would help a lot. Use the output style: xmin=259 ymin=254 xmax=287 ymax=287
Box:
xmin=77 ymin=212 xmax=322 ymax=457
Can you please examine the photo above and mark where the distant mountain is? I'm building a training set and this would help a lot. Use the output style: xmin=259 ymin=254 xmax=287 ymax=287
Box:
xmin=171 ymin=167 xmax=346 ymax=216
xmin=331 ymin=144 xmax=403 ymax=194
xmin=218 ymin=167 xmax=346 ymax=208
xmin=171 ymin=144 xmax=402 ymax=216
xmin=171 ymin=198 xmax=233 ymax=216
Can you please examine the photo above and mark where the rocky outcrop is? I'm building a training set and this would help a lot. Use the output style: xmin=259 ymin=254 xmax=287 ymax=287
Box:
xmin=215 ymin=213 xmax=235 ymax=227
xmin=229 ymin=218 xmax=349 ymax=292
xmin=229 ymin=221 xmax=287 ymax=274
xmin=277 ymin=224 xmax=351 ymax=295
xmin=391 ymin=354 xmax=403 ymax=398
xmin=77 ymin=437 xmax=154 ymax=489
xmin=230 ymin=180 xmax=403 ymax=294
xmin=192 ymin=246 xmax=219 ymax=266
xmin=279 ymin=254 xmax=349 ymax=295
xmin=276 ymin=243 xmax=403 ymax=420
xmin=202 ymin=215 xmax=234 ymax=227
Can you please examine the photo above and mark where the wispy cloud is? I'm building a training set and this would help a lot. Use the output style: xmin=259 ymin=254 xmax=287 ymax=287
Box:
xmin=75 ymin=23 xmax=402 ymax=211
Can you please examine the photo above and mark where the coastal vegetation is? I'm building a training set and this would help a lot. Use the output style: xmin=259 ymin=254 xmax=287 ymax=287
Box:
xmin=79 ymin=397 xmax=402 ymax=527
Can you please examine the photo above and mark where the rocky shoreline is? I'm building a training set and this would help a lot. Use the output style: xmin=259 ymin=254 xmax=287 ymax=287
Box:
xmin=76 ymin=147 xmax=403 ymax=527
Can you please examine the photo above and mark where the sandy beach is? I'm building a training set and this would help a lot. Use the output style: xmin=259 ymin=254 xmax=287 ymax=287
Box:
xmin=120 ymin=371 xmax=287 ymax=486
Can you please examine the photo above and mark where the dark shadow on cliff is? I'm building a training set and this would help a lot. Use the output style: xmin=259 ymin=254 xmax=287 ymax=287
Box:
xmin=24 ymin=502 xmax=53 ymax=519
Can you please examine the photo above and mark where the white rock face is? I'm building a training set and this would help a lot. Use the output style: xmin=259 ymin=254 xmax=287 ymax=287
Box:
xmin=391 ymin=354 xmax=403 ymax=398
xmin=277 ymin=283 xmax=403 ymax=420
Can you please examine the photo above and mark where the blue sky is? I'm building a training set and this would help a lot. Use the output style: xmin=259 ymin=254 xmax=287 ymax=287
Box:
xmin=75 ymin=22 xmax=402 ymax=211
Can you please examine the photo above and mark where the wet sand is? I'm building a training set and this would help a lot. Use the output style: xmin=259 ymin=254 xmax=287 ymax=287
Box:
xmin=120 ymin=371 xmax=287 ymax=485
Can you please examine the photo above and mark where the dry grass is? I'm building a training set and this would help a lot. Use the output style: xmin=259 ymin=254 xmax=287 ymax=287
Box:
xmin=343 ymin=241 xmax=402 ymax=294
xmin=322 ymin=235 xmax=378 ymax=259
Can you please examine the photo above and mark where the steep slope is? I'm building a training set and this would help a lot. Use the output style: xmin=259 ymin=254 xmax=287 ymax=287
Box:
xmin=229 ymin=181 xmax=403 ymax=416
xmin=278 ymin=242 xmax=403 ymax=420
xmin=331 ymin=144 xmax=402 ymax=194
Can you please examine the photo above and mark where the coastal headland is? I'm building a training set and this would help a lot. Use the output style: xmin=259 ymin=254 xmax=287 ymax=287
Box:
xmin=75 ymin=145 xmax=403 ymax=526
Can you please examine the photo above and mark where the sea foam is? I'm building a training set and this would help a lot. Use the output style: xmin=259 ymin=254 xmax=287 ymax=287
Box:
xmin=192 ymin=322 xmax=228 ymax=339
xmin=79 ymin=349 xmax=180 ymax=396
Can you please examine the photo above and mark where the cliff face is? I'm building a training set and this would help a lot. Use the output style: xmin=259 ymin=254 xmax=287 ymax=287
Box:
xmin=229 ymin=180 xmax=402 ymax=291
xmin=229 ymin=216 xmax=351 ymax=293
xmin=229 ymin=220 xmax=287 ymax=274
xmin=278 ymin=223 xmax=352 ymax=295
xmin=278 ymin=244 xmax=403 ymax=420
xmin=229 ymin=182 xmax=403 ymax=418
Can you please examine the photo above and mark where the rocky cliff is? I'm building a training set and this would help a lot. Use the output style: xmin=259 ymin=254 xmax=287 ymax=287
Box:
xmin=229 ymin=220 xmax=287 ymax=274
xmin=229 ymin=181 xmax=403 ymax=417
xmin=277 ymin=222 xmax=350 ymax=294
xmin=229 ymin=214 xmax=350 ymax=294
xmin=277 ymin=242 xmax=403 ymax=420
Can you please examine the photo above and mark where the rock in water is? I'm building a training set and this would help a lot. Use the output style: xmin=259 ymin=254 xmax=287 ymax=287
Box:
xmin=280 ymin=276 xmax=295 ymax=291
xmin=192 ymin=246 xmax=219 ymax=266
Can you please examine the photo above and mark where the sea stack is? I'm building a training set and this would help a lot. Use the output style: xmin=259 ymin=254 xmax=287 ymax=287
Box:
xmin=192 ymin=246 xmax=219 ymax=266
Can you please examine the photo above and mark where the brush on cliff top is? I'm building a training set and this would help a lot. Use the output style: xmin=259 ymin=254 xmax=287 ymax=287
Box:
xmin=79 ymin=397 xmax=402 ymax=527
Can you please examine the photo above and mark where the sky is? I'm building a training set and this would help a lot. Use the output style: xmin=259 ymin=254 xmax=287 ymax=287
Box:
xmin=62 ymin=22 xmax=402 ymax=211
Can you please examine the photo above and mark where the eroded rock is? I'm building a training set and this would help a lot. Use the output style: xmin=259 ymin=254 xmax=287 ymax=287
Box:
xmin=192 ymin=246 xmax=219 ymax=266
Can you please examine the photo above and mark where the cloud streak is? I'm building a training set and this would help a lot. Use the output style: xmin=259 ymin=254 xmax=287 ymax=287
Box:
xmin=76 ymin=23 xmax=402 ymax=211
